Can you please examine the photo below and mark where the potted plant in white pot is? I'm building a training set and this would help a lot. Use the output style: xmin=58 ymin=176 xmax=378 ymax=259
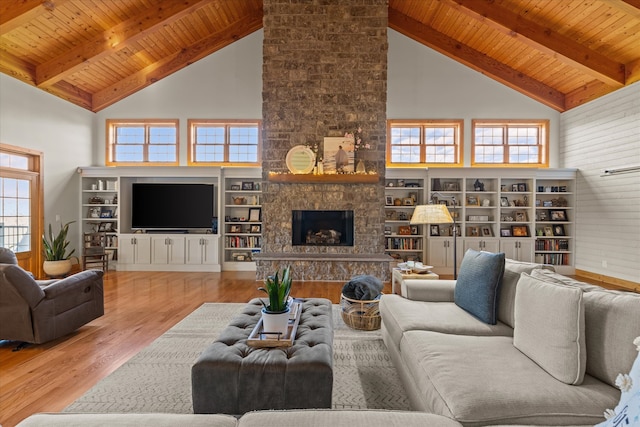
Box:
xmin=258 ymin=266 xmax=293 ymax=337
xmin=42 ymin=220 xmax=77 ymax=277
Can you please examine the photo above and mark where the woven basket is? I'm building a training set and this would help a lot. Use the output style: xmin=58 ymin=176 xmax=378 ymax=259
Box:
xmin=340 ymin=293 xmax=382 ymax=331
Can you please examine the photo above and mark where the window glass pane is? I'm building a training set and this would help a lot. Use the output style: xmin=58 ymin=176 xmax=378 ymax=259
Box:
xmin=1 ymin=177 xmax=31 ymax=252
xmin=509 ymin=146 xmax=539 ymax=163
xmin=148 ymin=145 xmax=176 ymax=162
xmin=149 ymin=127 xmax=176 ymax=144
xmin=0 ymin=153 xmax=29 ymax=170
xmin=475 ymin=127 xmax=503 ymax=145
xmin=475 ymin=146 xmax=504 ymax=163
xmin=116 ymin=127 xmax=144 ymax=144
xmin=196 ymin=126 xmax=225 ymax=143
xmin=115 ymin=145 xmax=144 ymax=162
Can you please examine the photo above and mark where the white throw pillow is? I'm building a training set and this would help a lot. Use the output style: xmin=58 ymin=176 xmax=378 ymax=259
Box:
xmin=513 ymin=273 xmax=586 ymax=385
xmin=596 ymin=337 xmax=640 ymax=426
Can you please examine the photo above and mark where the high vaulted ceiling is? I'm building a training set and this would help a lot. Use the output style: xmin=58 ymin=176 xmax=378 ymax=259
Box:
xmin=1 ymin=0 xmax=639 ymax=113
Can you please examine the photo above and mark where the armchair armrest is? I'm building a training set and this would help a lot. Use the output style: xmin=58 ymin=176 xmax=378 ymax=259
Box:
xmin=403 ymin=279 xmax=456 ymax=302
xmin=43 ymin=270 xmax=104 ymax=299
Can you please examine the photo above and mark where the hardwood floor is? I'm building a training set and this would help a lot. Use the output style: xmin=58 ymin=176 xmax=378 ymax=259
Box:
xmin=0 ymin=270 xmax=632 ymax=427
xmin=0 ymin=271 xmax=387 ymax=427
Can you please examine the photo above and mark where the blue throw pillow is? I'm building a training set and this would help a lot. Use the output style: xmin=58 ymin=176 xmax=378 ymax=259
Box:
xmin=454 ymin=249 xmax=505 ymax=324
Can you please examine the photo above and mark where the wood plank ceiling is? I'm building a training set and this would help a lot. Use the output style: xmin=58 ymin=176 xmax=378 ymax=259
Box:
xmin=1 ymin=0 xmax=639 ymax=113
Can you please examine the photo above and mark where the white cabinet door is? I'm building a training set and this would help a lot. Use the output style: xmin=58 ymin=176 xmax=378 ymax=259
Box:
xmin=119 ymin=234 xmax=151 ymax=265
xmin=462 ymin=238 xmax=499 ymax=253
xmin=500 ymin=239 xmax=534 ymax=262
xmin=185 ymin=235 xmax=219 ymax=265
xmin=151 ymin=235 xmax=185 ymax=265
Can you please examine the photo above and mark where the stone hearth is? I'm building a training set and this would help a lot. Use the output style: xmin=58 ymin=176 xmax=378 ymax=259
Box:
xmin=257 ymin=0 xmax=390 ymax=282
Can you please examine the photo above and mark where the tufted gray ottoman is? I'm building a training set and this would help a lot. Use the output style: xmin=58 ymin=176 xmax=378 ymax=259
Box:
xmin=192 ymin=298 xmax=334 ymax=414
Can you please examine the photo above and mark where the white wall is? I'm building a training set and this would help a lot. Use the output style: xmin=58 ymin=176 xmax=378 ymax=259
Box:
xmin=561 ymin=82 xmax=640 ymax=283
xmin=387 ymin=30 xmax=561 ymax=167
xmin=0 ymin=74 xmax=95 ymax=249
xmin=94 ymin=30 xmax=264 ymax=166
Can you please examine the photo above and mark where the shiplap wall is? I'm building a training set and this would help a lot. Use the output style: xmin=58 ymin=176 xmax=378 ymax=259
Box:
xmin=561 ymin=82 xmax=640 ymax=283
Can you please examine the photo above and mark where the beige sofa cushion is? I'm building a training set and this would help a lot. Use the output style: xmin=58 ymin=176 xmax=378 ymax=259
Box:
xmin=16 ymin=413 xmax=238 ymax=427
xmin=400 ymin=330 xmax=617 ymax=426
xmin=582 ymin=289 xmax=640 ymax=387
xmin=530 ymin=268 xmax=603 ymax=292
xmin=514 ymin=273 xmax=586 ymax=385
xmin=240 ymin=409 xmax=463 ymax=426
xmin=380 ymin=294 xmax=513 ymax=350
xmin=498 ymin=259 xmax=554 ymax=328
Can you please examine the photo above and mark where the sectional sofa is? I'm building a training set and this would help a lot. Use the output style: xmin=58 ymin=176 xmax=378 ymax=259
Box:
xmin=380 ymin=250 xmax=640 ymax=426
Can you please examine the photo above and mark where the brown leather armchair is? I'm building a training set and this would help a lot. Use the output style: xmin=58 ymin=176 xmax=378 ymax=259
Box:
xmin=0 ymin=249 xmax=104 ymax=345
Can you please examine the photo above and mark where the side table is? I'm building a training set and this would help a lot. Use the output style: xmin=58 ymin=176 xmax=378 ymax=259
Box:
xmin=391 ymin=268 xmax=439 ymax=296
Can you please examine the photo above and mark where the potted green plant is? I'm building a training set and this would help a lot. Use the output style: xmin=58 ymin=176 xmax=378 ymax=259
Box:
xmin=258 ymin=266 xmax=293 ymax=337
xmin=42 ymin=220 xmax=77 ymax=277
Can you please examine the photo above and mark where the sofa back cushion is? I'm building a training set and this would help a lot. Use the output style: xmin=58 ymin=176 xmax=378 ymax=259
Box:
xmin=581 ymin=289 xmax=640 ymax=387
xmin=498 ymin=259 xmax=554 ymax=328
xmin=514 ymin=272 xmax=586 ymax=385
xmin=454 ymin=249 xmax=505 ymax=325
xmin=530 ymin=268 xmax=603 ymax=292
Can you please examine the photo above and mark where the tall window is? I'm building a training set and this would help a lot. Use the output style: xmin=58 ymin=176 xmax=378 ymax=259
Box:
xmin=106 ymin=119 xmax=179 ymax=166
xmin=188 ymin=120 xmax=261 ymax=165
xmin=387 ymin=120 xmax=463 ymax=167
xmin=472 ymin=120 xmax=548 ymax=166
xmin=0 ymin=143 xmax=42 ymax=273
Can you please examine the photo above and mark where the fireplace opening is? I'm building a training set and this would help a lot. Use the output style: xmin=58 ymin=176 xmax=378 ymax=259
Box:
xmin=292 ymin=210 xmax=354 ymax=246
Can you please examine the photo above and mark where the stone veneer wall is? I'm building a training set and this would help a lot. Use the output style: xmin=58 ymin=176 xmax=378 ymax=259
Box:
xmin=259 ymin=0 xmax=389 ymax=281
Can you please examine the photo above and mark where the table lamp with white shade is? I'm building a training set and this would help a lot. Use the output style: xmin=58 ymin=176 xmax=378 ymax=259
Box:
xmin=410 ymin=200 xmax=459 ymax=279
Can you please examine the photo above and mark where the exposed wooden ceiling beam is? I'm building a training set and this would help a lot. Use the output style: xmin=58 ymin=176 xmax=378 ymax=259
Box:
xmin=626 ymin=57 xmax=640 ymax=85
xmin=388 ymin=7 xmax=565 ymax=112
xmin=444 ymin=0 xmax=626 ymax=87
xmin=42 ymin=80 xmax=93 ymax=110
xmin=91 ymin=10 xmax=263 ymax=112
xmin=618 ymin=0 xmax=640 ymax=17
xmin=35 ymin=0 xmax=215 ymax=88
xmin=0 ymin=0 xmax=71 ymax=35
xmin=0 ymin=50 xmax=35 ymax=84
xmin=565 ymin=80 xmax=614 ymax=111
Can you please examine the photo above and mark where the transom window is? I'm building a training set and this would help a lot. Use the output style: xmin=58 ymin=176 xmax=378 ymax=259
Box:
xmin=106 ymin=119 xmax=179 ymax=166
xmin=387 ymin=120 xmax=463 ymax=167
xmin=188 ymin=120 xmax=261 ymax=165
xmin=472 ymin=120 xmax=548 ymax=166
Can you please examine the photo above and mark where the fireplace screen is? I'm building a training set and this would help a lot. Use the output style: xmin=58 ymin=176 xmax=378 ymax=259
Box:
xmin=292 ymin=210 xmax=354 ymax=246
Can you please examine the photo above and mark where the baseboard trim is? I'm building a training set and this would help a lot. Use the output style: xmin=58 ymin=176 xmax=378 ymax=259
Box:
xmin=575 ymin=269 xmax=640 ymax=293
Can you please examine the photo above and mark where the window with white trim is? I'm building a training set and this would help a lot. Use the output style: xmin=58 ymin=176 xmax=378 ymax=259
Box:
xmin=472 ymin=120 xmax=548 ymax=166
xmin=106 ymin=119 xmax=179 ymax=166
xmin=387 ymin=120 xmax=462 ymax=166
xmin=188 ymin=120 xmax=261 ymax=165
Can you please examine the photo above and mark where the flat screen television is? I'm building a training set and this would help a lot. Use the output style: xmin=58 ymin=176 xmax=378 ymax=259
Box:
xmin=131 ymin=183 xmax=215 ymax=230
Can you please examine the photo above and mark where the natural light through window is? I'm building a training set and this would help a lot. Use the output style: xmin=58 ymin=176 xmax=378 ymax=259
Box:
xmin=387 ymin=120 xmax=462 ymax=166
xmin=188 ymin=120 xmax=261 ymax=165
xmin=106 ymin=119 xmax=179 ymax=166
xmin=0 ymin=177 xmax=31 ymax=252
xmin=472 ymin=120 xmax=548 ymax=166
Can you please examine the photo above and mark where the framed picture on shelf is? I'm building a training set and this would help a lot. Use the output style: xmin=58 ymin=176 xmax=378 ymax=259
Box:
xmin=384 ymin=226 xmax=391 ymax=235
xmin=511 ymin=184 xmax=519 ymax=192
xmin=241 ymin=182 xmax=254 ymax=191
xmin=500 ymin=228 xmax=512 ymax=237
xmin=410 ymin=225 xmax=419 ymax=235
xmin=543 ymin=226 xmax=554 ymax=236
xmin=549 ymin=210 xmax=567 ymax=221
xmin=515 ymin=211 xmax=527 ymax=222
xmin=385 ymin=195 xmax=393 ymax=206
xmin=553 ymin=224 xmax=566 ymax=236
xmin=467 ymin=226 xmax=480 ymax=237
xmin=500 ymin=196 xmax=510 ymax=207
xmin=403 ymin=198 xmax=414 ymax=206
xmin=250 ymin=225 xmax=261 ymax=233
xmin=248 ymin=208 xmax=261 ymax=222
xmin=230 ymin=185 xmax=241 ymax=190
xmin=430 ymin=225 xmax=439 ymax=236
xmin=443 ymin=182 xmax=459 ymax=191
xmin=466 ymin=195 xmax=479 ymax=206
xmin=482 ymin=227 xmax=492 ymax=237
xmin=511 ymin=225 xmax=529 ymax=237
xmin=230 ymin=225 xmax=241 ymax=233
xmin=518 ymin=183 xmax=527 ymax=192
xmin=398 ymin=225 xmax=411 ymax=235
xmin=100 ymin=210 xmax=112 ymax=218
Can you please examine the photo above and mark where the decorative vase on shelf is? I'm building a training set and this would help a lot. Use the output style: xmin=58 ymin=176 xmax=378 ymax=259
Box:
xmin=356 ymin=159 xmax=366 ymax=173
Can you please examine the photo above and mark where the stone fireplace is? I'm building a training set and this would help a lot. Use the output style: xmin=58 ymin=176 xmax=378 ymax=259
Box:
xmin=256 ymin=0 xmax=390 ymax=281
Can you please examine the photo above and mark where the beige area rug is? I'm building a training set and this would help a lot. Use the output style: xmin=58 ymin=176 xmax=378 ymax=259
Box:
xmin=64 ymin=303 xmax=410 ymax=413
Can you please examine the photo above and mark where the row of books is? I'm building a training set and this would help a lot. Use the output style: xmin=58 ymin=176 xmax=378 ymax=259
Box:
xmin=535 ymin=239 xmax=569 ymax=251
xmin=225 ymin=236 xmax=261 ymax=248
xmin=535 ymin=253 xmax=570 ymax=265
xmin=385 ymin=238 xmax=422 ymax=250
